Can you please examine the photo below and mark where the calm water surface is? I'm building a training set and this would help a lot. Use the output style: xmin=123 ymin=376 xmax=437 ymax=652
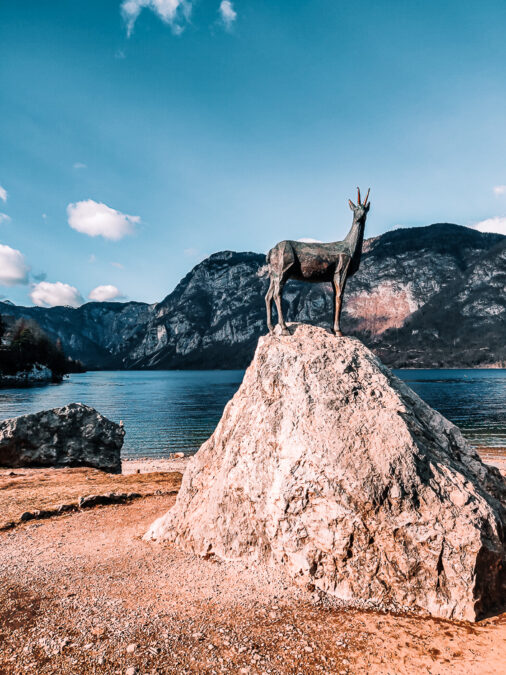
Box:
xmin=0 ymin=369 xmax=504 ymax=457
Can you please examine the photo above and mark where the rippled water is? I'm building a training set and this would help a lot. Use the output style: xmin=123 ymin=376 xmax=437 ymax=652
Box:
xmin=396 ymin=369 xmax=506 ymax=448
xmin=0 ymin=369 xmax=504 ymax=457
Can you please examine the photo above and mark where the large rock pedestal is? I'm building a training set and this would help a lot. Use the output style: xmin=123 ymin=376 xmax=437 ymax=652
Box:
xmin=0 ymin=403 xmax=124 ymax=473
xmin=145 ymin=324 xmax=506 ymax=621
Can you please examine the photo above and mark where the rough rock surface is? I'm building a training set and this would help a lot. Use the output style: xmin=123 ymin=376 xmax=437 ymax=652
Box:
xmin=145 ymin=323 xmax=506 ymax=621
xmin=0 ymin=403 xmax=124 ymax=473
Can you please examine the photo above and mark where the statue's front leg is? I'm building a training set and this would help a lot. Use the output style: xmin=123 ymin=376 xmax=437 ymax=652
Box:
xmin=274 ymin=279 xmax=290 ymax=335
xmin=333 ymin=278 xmax=343 ymax=336
xmin=333 ymin=257 xmax=350 ymax=336
xmin=265 ymin=279 xmax=274 ymax=334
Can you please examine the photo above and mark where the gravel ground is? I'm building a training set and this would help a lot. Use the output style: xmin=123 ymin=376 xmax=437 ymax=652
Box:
xmin=1 ymin=493 xmax=505 ymax=674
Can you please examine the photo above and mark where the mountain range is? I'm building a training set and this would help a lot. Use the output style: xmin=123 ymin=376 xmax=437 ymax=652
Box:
xmin=1 ymin=223 xmax=505 ymax=370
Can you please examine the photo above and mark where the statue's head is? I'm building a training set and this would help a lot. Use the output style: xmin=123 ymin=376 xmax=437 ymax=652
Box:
xmin=348 ymin=187 xmax=370 ymax=219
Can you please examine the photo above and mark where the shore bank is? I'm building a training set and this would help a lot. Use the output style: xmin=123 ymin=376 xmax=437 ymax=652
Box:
xmin=2 ymin=448 xmax=503 ymax=533
xmin=121 ymin=447 xmax=506 ymax=476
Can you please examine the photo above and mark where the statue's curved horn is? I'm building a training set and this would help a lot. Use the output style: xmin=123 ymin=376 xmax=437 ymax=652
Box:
xmin=357 ymin=187 xmax=361 ymax=205
xmin=363 ymin=188 xmax=370 ymax=206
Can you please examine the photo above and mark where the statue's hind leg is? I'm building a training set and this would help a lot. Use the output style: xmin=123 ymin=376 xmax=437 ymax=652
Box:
xmin=273 ymin=275 xmax=290 ymax=335
xmin=268 ymin=242 xmax=295 ymax=335
xmin=274 ymin=281 xmax=289 ymax=335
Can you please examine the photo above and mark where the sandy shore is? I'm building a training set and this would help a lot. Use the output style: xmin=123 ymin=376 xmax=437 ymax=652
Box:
xmin=122 ymin=455 xmax=192 ymax=475
xmin=475 ymin=446 xmax=506 ymax=473
xmin=121 ymin=446 xmax=506 ymax=475
xmin=0 ymin=449 xmax=505 ymax=673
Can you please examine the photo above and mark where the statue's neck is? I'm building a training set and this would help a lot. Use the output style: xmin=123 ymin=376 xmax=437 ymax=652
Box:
xmin=344 ymin=218 xmax=365 ymax=254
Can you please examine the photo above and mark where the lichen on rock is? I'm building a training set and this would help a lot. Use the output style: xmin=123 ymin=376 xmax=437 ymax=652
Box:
xmin=145 ymin=323 xmax=506 ymax=621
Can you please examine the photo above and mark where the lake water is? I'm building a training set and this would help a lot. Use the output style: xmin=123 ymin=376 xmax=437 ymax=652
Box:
xmin=0 ymin=369 xmax=505 ymax=457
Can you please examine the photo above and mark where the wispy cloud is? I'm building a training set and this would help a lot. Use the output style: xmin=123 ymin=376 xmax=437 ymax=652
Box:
xmin=473 ymin=216 xmax=506 ymax=236
xmin=0 ymin=244 xmax=30 ymax=286
xmin=0 ymin=186 xmax=7 ymax=203
xmin=0 ymin=213 xmax=11 ymax=224
xmin=89 ymin=284 xmax=125 ymax=302
xmin=184 ymin=247 xmax=208 ymax=263
xmin=30 ymin=281 xmax=83 ymax=308
xmin=184 ymin=247 xmax=200 ymax=257
xmin=88 ymin=254 xmax=97 ymax=263
xmin=73 ymin=162 xmax=87 ymax=170
xmin=31 ymin=272 xmax=47 ymax=282
xmin=493 ymin=185 xmax=506 ymax=196
xmin=219 ymin=0 xmax=236 ymax=30
xmin=297 ymin=237 xmax=323 ymax=244
xmin=121 ymin=0 xmax=192 ymax=37
xmin=67 ymin=199 xmax=140 ymax=241
xmin=111 ymin=261 xmax=124 ymax=269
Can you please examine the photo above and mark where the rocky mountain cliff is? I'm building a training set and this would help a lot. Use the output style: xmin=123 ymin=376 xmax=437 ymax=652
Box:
xmin=126 ymin=223 xmax=505 ymax=369
xmin=1 ymin=223 xmax=504 ymax=369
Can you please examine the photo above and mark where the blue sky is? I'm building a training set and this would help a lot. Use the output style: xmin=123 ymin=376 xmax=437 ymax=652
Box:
xmin=1 ymin=0 xmax=506 ymax=307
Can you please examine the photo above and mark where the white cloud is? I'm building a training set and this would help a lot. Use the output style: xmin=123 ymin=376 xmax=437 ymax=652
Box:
xmin=30 ymin=281 xmax=83 ymax=308
xmin=111 ymin=261 xmax=124 ymax=269
xmin=219 ymin=0 xmax=236 ymax=29
xmin=0 ymin=244 xmax=30 ymax=286
xmin=73 ymin=162 xmax=87 ymax=170
xmin=473 ymin=216 xmax=506 ymax=236
xmin=297 ymin=237 xmax=323 ymax=243
xmin=0 ymin=213 xmax=11 ymax=224
xmin=89 ymin=284 xmax=125 ymax=302
xmin=0 ymin=186 xmax=7 ymax=202
xmin=67 ymin=199 xmax=140 ymax=241
xmin=184 ymin=247 xmax=200 ymax=257
xmin=121 ymin=0 xmax=192 ymax=37
xmin=493 ymin=185 xmax=506 ymax=196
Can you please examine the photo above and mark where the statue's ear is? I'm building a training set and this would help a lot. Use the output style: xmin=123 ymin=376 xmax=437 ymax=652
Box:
xmin=365 ymin=202 xmax=371 ymax=212
xmin=348 ymin=200 xmax=356 ymax=210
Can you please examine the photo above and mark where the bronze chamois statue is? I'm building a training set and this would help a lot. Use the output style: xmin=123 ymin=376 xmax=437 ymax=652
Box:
xmin=265 ymin=187 xmax=370 ymax=336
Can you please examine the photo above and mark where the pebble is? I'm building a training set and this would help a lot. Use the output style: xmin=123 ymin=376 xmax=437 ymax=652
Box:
xmin=126 ymin=643 xmax=137 ymax=653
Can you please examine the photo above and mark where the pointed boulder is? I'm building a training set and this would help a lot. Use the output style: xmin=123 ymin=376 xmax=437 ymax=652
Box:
xmin=145 ymin=324 xmax=506 ymax=621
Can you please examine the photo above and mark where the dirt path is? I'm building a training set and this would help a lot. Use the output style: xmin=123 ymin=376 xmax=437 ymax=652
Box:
xmin=1 ymin=494 xmax=505 ymax=675
xmin=0 ymin=467 xmax=182 ymax=530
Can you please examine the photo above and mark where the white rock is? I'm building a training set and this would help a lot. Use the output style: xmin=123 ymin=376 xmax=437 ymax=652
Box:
xmin=145 ymin=323 xmax=506 ymax=621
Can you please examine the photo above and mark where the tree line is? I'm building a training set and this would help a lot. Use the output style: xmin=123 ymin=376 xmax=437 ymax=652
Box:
xmin=0 ymin=315 xmax=85 ymax=379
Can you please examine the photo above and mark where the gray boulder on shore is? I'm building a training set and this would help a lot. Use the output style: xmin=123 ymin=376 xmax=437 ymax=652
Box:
xmin=0 ymin=403 xmax=124 ymax=473
xmin=145 ymin=323 xmax=506 ymax=621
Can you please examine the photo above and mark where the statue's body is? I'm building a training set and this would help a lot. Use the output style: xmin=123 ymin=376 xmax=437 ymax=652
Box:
xmin=265 ymin=188 xmax=370 ymax=336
